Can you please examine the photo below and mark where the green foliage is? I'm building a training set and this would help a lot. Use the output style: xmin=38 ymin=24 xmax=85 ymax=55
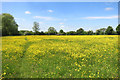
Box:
xmin=48 ymin=27 xmax=57 ymax=35
xmin=2 ymin=13 xmax=18 ymax=36
xmin=59 ymin=29 xmax=66 ymax=35
xmin=45 ymin=32 xmax=48 ymax=35
xmin=32 ymin=22 xmax=40 ymax=34
xmin=96 ymin=28 xmax=106 ymax=35
xmin=66 ymin=31 xmax=76 ymax=35
xmin=83 ymin=31 xmax=88 ymax=35
xmin=0 ymin=15 xmax=2 ymax=36
xmin=96 ymin=30 xmax=101 ymax=35
xmin=76 ymin=28 xmax=84 ymax=35
xmin=116 ymin=24 xmax=120 ymax=35
xmin=19 ymin=30 xmax=28 ymax=35
xmin=40 ymin=31 xmax=45 ymax=35
xmin=2 ymin=13 xmax=119 ymax=36
xmin=88 ymin=30 xmax=93 ymax=35
xmin=105 ymin=26 xmax=114 ymax=35
xmin=99 ymin=28 xmax=106 ymax=35
xmin=19 ymin=30 xmax=34 ymax=35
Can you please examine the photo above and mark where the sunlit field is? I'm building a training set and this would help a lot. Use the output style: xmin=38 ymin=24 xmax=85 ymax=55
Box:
xmin=2 ymin=35 xmax=119 ymax=78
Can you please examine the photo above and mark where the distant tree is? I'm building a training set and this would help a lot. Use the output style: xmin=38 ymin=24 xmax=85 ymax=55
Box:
xmin=83 ymin=31 xmax=88 ymax=35
xmin=48 ymin=27 xmax=57 ymax=35
xmin=99 ymin=28 xmax=106 ymax=35
xmin=59 ymin=29 xmax=66 ymax=35
xmin=45 ymin=32 xmax=48 ymax=35
xmin=105 ymin=26 xmax=114 ymax=35
xmin=66 ymin=31 xmax=76 ymax=35
xmin=19 ymin=30 xmax=34 ymax=35
xmin=96 ymin=30 xmax=101 ymax=35
xmin=116 ymin=24 xmax=120 ymax=35
xmin=88 ymin=30 xmax=93 ymax=35
xmin=95 ymin=28 xmax=106 ymax=35
xmin=32 ymin=22 xmax=40 ymax=35
xmin=26 ymin=31 xmax=34 ymax=35
xmin=112 ymin=31 xmax=117 ymax=35
xmin=19 ymin=30 xmax=28 ymax=35
xmin=2 ymin=13 xmax=18 ymax=36
xmin=76 ymin=28 xmax=84 ymax=35
xmin=59 ymin=29 xmax=64 ymax=33
xmin=40 ymin=31 xmax=45 ymax=35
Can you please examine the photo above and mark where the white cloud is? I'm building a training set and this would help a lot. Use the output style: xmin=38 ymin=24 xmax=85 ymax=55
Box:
xmin=25 ymin=11 xmax=31 ymax=14
xmin=39 ymin=22 xmax=44 ymax=24
xmin=33 ymin=16 xmax=53 ymax=20
xmin=83 ymin=15 xmax=118 ymax=19
xmin=48 ymin=10 xmax=53 ymax=12
xmin=105 ymin=7 xmax=113 ymax=11
xmin=59 ymin=23 xmax=64 ymax=25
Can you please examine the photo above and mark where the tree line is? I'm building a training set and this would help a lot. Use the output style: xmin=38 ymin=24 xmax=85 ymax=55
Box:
xmin=1 ymin=13 xmax=120 ymax=36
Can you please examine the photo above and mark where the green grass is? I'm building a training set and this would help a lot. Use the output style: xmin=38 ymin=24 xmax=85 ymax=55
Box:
xmin=2 ymin=35 xmax=119 ymax=78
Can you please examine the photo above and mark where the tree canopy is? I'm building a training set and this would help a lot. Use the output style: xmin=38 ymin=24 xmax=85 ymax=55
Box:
xmin=48 ymin=27 xmax=57 ymax=35
xmin=32 ymin=22 xmax=40 ymax=34
xmin=116 ymin=24 xmax=120 ymax=35
xmin=76 ymin=28 xmax=84 ymax=35
xmin=59 ymin=29 xmax=66 ymax=35
xmin=2 ymin=13 xmax=120 ymax=36
xmin=2 ymin=13 xmax=18 ymax=36
xmin=105 ymin=26 xmax=114 ymax=35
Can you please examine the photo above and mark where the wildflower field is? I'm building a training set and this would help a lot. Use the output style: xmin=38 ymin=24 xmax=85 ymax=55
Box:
xmin=2 ymin=35 xmax=119 ymax=78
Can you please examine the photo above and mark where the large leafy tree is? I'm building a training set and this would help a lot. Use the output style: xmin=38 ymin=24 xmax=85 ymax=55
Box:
xmin=76 ymin=28 xmax=84 ymax=35
xmin=105 ymin=26 xmax=114 ymax=35
xmin=116 ymin=24 xmax=120 ymax=35
xmin=32 ymin=22 xmax=40 ymax=34
xmin=2 ymin=13 xmax=18 ymax=36
xmin=48 ymin=27 xmax=57 ymax=35
xmin=0 ymin=14 xmax=2 ymax=36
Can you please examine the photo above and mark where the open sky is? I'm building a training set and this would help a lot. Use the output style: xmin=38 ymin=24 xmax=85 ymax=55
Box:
xmin=2 ymin=2 xmax=118 ymax=32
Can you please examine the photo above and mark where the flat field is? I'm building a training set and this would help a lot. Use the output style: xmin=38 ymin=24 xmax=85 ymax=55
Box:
xmin=2 ymin=35 xmax=119 ymax=78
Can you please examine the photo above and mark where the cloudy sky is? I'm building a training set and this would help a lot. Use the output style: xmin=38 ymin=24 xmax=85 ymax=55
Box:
xmin=2 ymin=2 xmax=118 ymax=32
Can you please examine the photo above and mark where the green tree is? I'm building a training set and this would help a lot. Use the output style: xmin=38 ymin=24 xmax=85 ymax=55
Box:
xmin=66 ymin=31 xmax=76 ymax=35
xmin=116 ymin=24 xmax=120 ymax=35
xmin=2 ymin=13 xmax=18 ymax=36
xmin=99 ymin=28 xmax=106 ymax=35
xmin=96 ymin=28 xmax=106 ymax=35
xmin=19 ymin=30 xmax=28 ymax=35
xmin=32 ymin=22 xmax=40 ymax=35
xmin=76 ymin=28 xmax=84 ymax=35
xmin=48 ymin=27 xmax=57 ymax=35
xmin=96 ymin=30 xmax=101 ymax=35
xmin=40 ymin=31 xmax=45 ymax=35
xmin=83 ymin=31 xmax=88 ymax=35
xmin=88 ymin=30 xmax=93 ymax=35
xmin=105 ymin=26 xmax=114 ymax=35
xmin=0 ymin=14 xmax=2 ymax=36
xmin=59 ymin=29 xmax=66 ymax=35
xmin=45 ymin=32 xmax=48 ymax=35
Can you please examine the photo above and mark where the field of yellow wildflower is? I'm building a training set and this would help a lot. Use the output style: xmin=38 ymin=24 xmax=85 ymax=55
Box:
xmin=2 ymin=35 xmax=119 ymax=78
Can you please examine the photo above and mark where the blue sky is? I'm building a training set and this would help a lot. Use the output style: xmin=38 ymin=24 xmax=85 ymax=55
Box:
xmin=2 ymin=2 xmax=118 ymax=32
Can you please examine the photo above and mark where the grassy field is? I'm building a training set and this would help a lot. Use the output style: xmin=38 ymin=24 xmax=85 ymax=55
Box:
xmin=2 ymin=35 xmax=119 ymax=78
